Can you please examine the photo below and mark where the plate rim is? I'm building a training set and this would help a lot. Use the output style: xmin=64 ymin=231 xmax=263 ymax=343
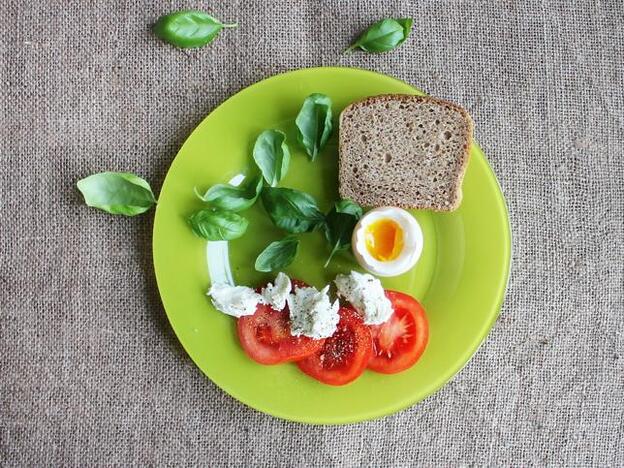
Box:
xmin=152 ymin=66 xmax=512 ymax=424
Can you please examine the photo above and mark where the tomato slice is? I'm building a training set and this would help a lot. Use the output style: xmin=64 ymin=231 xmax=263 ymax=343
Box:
xmin=290 ymin=279 xmax=308 ymax=290
xmin=368 ymin=290 xmax=429 ymax=374
xmin=297 ymin=307 xmax=373 ymax=386
xmin=237 ymin=280 xmax=324 ymax=365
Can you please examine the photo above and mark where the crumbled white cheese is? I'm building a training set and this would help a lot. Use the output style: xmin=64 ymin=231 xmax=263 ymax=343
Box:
xmin=261 ymin=272 xmax=291 ymax=311
xmin=287 ymin=285 xmax=339 ymax=339
xmin=334 ymin=271 xmax=393 ymax=325
xmin=207 ymin=283 xmax=265 ymax=318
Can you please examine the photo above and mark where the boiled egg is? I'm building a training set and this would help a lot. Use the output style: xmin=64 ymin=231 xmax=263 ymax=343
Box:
xmin=352 ymin=207 xmax=423 ymax=277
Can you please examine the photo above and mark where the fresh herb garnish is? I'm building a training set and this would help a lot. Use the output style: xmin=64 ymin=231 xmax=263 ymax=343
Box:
xmin=255 ymin=236 xmax=300 ymax=272
xmin=323 ymin=199 xmax=363 ymax=267
xmin=261 ymin=187 xmax=325 ymax=234
xmin=77 ymin=172 xmax=156 ymax=216
xmin=345 ymin=18 xmax=413 ymax=53
xmin=253 ymin=130 xmax=291 ymax=187
xmin=153 ymin=10 xmax=237 ymax=48
xmin=195 ymin=175 xmax=263 ymax=212
xmin=188 ymin=208 xmax=248 ymax=240
xmin=295 ymin=93 xmax=333 ymax=160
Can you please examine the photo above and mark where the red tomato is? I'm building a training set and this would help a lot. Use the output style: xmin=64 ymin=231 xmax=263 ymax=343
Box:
xmin=237 ymin=280 xmax=324 ymax=365
xmin=297 ymin=307 xmax=373 ymax=386
xmin=290 ymin=279 xmax=308 ymax=291
xmin=368 ymin=290 xmax=429 ymax=374
xmin=238 ymin=304 xmax=325 ymax=364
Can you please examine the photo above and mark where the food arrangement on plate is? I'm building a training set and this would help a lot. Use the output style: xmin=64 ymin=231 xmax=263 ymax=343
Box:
xmin=191 ymin=93 xmax=474 ymax=386
xmin=72 ymin=15 xmax=509 ymax=419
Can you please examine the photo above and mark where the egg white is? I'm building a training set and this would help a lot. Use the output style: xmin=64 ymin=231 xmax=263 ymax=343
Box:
xmin=351 ymin=207 xmax=423 ymax=277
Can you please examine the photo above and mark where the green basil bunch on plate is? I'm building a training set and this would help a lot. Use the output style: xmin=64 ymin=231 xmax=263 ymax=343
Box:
xmin=190 ymin=174 xmax=264 ymax=241
xmin=195 ymin=175 xmax=263 ymax=212
xmin=346 ymin=18 xmax=413 ymax=53
xmin=253 ymin=130 xmax=291 ymax=187
xmin=323 ymin=199 xmax=363 ymax=267
xmin=153 ymin=10 xmax=237 ymax=48
xmin=261 ymin=187 xmax=325 ymax=234
xmin=295 ymin=94 xmax=333 ymax=160
xmin=255 ymin=236 xmax=300 ymax=272
xmin=253 ymin=187 xmax=325 ymax=271
xmin=188 ymin=208 xmax=249 ymax=241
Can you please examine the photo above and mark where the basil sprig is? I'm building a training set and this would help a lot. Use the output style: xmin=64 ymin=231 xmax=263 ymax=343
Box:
xmin=188 ymin=208 xmax=248 ymax=241
xmin=261 ymin=187 xmax=325 ymax=234
xmin=323 ymin=199 xmax=363 ymax=267
xmin=77 ymin=172 xmax=156 ymax=216
xmin=153 ymin=10 xmax=237 ymax=48
xmin=253 ymin=130 xmax=291 ymax=187
xmin=195 ymin=175 xmax=262 ymax=212
xmin=295 ymin=94 xmax=333 ymax=160
xmin=255 ymin=236 xmax=299 ymax=272
xmin=346 ymin=18 xmax=413 ymax=53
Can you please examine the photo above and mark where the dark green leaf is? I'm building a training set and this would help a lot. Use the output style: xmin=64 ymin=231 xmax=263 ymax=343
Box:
xmin=334 ymin=199 xmax=364 ymax=218
xmin=188 ymin=208 xmax=248 ymax=241
xmin=261 ymin=187 xmax=325 ymax=234
xmin=346 ymin=18 xmax=413 ymax=53
xmin=255 ymin=236 xmax=299 ymax=272
xmin=153 ymin=10 xmax=237 ymax=48
xmin=253 ymin=130 xmax=290 ymax=187
xmin=195 ymin=175 xmax=262 ymax=212
xmin=295 ymin=93 xmax=333 ymax=160
xmin=323 ymin=199 xmax=363 ymax=267
xmin=77 ymin=172 xmax=156 ymax=216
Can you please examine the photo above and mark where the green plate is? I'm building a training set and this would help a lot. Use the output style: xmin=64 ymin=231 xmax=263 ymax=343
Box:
xmin=153 ymin=67 xmax=511 ymax=424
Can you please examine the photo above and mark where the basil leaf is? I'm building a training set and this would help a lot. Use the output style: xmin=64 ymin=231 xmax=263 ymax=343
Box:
xmin=153 ymin=10 xmax=237 ymax=48
xmin=77 ymin=172 xmax=156 ymax=216
xmin=295 ymin=93 xmax=333 ymax=160
xmin=333 ymin=199 xmax=363 ymax=218
xmin=195 ymin=175 xmax=263 ymax=212
xmin=188 ymin=208 xmax=248 ymax=241
xmin=253 ymin=130 xmax=291 ymax=187
xmin=346 ymin=18 xmax=413 ymax=53
xmin=261 ymin=187 xmax=325 ymax=234
xmin=323 ymin=199 xmax=363 ymax=267
xmin=255 ymin=236 xmax=299 ymax=272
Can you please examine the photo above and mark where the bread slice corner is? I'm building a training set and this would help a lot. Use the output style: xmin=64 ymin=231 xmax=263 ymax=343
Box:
xmin=338 ymin=94 xmax=474 ymax=211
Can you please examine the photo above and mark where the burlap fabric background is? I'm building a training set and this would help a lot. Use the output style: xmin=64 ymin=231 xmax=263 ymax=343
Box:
xmin=1 ymin=0 xmax=623 ymax=466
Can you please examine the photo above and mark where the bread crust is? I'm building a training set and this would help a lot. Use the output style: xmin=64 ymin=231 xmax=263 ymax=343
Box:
xmin=338 ymin=94 xmax=474 ymax=212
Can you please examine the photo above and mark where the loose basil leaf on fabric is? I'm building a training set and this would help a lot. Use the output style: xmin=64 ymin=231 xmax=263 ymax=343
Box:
xmin=323 ymin=199 xmax=363 ymax=267
xmin=253 ymin=130 xmax=291 ymax=187
xmin=188 ymin=208 xmax=248 ymax=241
xmin=76 ymin=172 xmax=156 ymax=216
xmin=261 ymin=187 xmax=325 ymax=234
xmin=295 ymin=93 xmax=333 ymax=160
xmin=255 ymin=236 xmax=299 ymax=272
xmin=153 ymin=10 xmax=237 ymax=49
xmin=345 ymin=18 xmax=413 ymax=53
xmin=195 ymin=175 xmax=263 ymax=212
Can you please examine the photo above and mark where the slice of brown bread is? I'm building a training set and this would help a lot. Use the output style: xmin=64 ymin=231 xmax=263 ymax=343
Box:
xmin=338 ymin=94 xmax=474 ymax=211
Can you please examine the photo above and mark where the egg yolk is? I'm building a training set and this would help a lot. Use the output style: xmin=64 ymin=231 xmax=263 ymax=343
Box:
xmin=364 ymin=219 xmax=404 ymax=261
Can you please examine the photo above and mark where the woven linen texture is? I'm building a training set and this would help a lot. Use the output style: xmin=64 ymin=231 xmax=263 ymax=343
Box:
xmin=1 ymin=0 xmax=622 ymax=465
